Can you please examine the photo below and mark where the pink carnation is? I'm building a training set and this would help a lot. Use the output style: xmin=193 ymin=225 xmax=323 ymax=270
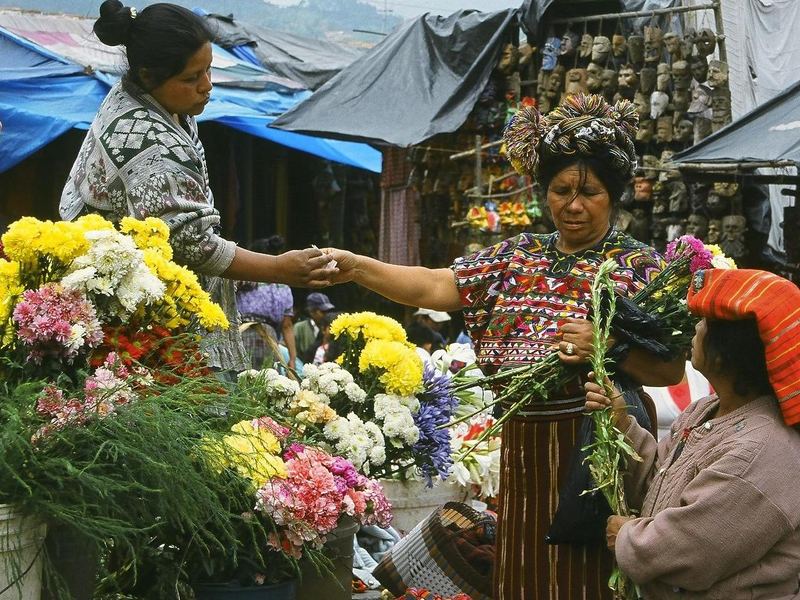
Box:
xmin=255 ymin=447 xmax=393 ymax=556
xmin=665 ymin=235 xmax=713 ymax=273
xmin=13 ymin=283 xmax=103 ymax=364
xmin=252 ymin=416 xmax=291 ymax=440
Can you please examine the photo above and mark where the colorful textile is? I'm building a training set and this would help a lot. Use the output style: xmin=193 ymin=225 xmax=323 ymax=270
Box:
xmin=504 ymin=93 xmax=639 ymax=180
xmin=688 ymin=269 xmax=800 ymax=425
xmin=237 ymin=283 xmax=294 ymax=327
xmin=453 ymin=229 xmax=665 ymax=371
xmin=452 ymin=229 xmax=664 ymax=599
xmin=59 ymin=80 xmax=247 ymax=371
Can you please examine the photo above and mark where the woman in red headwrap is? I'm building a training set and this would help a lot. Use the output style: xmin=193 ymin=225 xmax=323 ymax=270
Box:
xmin=585 ymin=269 xmax=800 ymax=599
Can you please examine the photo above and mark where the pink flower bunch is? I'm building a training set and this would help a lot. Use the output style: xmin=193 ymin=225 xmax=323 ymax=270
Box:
xmin=665 ymin=235 xmax=714 ymax=274
xmin=256 ymin=447 xmax=392 ymax=556
xmin=33 ymin=352 xmax=140 ymax=441
xmin=12 ymin=283 xmax=102 ymax=363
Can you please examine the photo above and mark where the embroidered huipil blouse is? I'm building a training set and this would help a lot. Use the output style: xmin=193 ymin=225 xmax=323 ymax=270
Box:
xmin=452 ymin=229 xmax=664 ymax=372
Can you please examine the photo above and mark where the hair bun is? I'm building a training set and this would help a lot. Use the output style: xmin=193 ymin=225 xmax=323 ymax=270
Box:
xmin=94 ymin=0 xmax=135 ymax=47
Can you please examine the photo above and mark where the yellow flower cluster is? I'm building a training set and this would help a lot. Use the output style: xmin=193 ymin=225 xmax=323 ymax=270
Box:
xmin=359 ymin=339 xmax=423 ymax=396
xmin=0 ymin=259 xmax=23 ymax=346
xmin=1 ymin=215 xmax=112 ymax=269
xmin=120 ymin=217 xmax=173 ymax=260
xmin=141 ymin=248 xmax=229 ymax=331
xmin=330 ymin=311 xmax=407 ymax=343
xmin=204 ymin=419 xmax=287 ymax=488
xmin=289 ymin=389 xmax=337 ymax=425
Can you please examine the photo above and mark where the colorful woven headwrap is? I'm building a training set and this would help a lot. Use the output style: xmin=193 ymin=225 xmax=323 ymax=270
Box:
xmin=504 ymin=93 xmax=639 ymax=181
xmin=687 ymin=269 xmax=800 ymax=425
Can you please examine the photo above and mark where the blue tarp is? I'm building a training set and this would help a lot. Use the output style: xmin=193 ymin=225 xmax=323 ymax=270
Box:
xmin=0 ymin=25 xmax=381 ymax=173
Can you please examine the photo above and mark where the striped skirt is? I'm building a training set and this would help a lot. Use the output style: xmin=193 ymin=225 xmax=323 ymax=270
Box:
xmin=494 ymin=396 xmax=614 ymax=600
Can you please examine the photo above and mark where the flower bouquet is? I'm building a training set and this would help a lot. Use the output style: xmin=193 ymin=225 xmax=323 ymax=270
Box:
xmin=450 ymin=235 xmax=736 ymax=442
xmin=449 ymin=415 xmax=501 ymax=502
xmin=242 ymin=312 xmax=461 ymax=485
xmin=0 ymin=215 xmax=262 ymax=598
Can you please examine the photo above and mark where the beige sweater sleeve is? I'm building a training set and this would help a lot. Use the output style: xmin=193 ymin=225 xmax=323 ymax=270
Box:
xmin=615 ymin=452 xmax=793 ymax=591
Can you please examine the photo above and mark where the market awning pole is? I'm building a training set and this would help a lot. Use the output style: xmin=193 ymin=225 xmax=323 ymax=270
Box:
xmin=474 ymin=135 xmax=482 ymax=194
xmin=713 ymin=1 xmax=727 ymax=63
xmin=548 ymin=2 xmax=719 ymax=25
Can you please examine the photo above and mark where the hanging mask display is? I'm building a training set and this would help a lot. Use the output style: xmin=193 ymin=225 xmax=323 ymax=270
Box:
xmin=707 ymin=60 xmax=729 ymax=88
xmin=601 ymin=68 xmax=618 ymax=100
xmin=633 ymin=91 xmax=651 ymax=119
xmin=686 ymin=214 xmax=709 ymax=239
xmin=688 ymin=82 xmax=713 ymax=118
xmin=672 ymin=89 xmax=690 ymax=112
xmin=707 ymin=218 xmax=722 ymax=244
xmin=636 ymin=119 xmax=655 ymax=143
xmin=673 ymin=119 xmax=694 ymax=143
xmin=612 ymin=34 xmax=627 ymax=61
xmin=496 ymin=43 xmax=520 ymax=76
xmin=720 ymin=215 xmax=748 ymax=259
xmin=618 ymin=65 xmax=639 ymax=98
xmin=711 ymin=90 xmax=732 ymax=132
xmin=634 ymin=176 xmax=654 ymax=201
xmin=656 ymin=116 xmax=674 ymax=144
xmin=690 ymin=56 xmax=709 ymax=84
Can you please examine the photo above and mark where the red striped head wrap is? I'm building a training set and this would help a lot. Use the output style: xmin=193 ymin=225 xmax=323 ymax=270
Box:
xmin=687 ymin=269 xmax=800 ymax=425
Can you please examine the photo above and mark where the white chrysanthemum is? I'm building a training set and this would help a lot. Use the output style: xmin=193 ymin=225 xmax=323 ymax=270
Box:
xmin=398 ymin=395 xmax=421 ymax=414
xmin=373 ymin=393 xmax=403 ymax=420
xmin=382 ymin=408 xmax=419 ymax=445
xmin=67 ymin=323 xmax=87 ymax=354
xmin=344 ymin=382 xmax=367 ymax=403
xmin=368 ymin=444 xmax=386 ymax=466
xmin=323 ymin=416 xmax=351 ymax=441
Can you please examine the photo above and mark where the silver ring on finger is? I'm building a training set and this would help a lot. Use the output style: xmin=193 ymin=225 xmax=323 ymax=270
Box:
xmin=565 ymin=342 xmax=575 ymax=356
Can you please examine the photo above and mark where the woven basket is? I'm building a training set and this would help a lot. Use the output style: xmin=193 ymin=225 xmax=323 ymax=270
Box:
xmin=373 ymin=502 xmax=493 ymax=600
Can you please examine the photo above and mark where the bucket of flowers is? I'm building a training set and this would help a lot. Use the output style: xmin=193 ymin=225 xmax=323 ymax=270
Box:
xmin=0 ymin=215 xmax=255 ymax=599
xmin=239 ymin=312 xmax=467 ymax=534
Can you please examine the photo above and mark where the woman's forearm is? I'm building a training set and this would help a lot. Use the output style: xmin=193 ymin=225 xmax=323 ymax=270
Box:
xmin=282 ymin=316 xmax=297 ymax=366
xmin=351 ymin=256 xmax=462 ymax=311
xmin=223 ymin=247 xmax=334 ymax=288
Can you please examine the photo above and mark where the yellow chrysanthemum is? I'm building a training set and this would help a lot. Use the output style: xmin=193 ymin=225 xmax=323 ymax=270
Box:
xmin=330 ymin=311 xmax=407 ymax=343
xmin=359 ymin=339 xmax=423 ymax=396
xmin=120 ymin=217 xmax=173 ymax=260
xmin=74 ymin=214 xmax=115 ymax=232
xmin=2 ymin=217 xmax=89 ymax=267
xmin=289 ymin=390 xmax=338 ymax=425
xmin=0 ymin=259 xmax=23 ymax=346
xmin=203 ymin=420 xmax=287 ymax=488
xmin=141 ymin=249 xmax=229 ymax=330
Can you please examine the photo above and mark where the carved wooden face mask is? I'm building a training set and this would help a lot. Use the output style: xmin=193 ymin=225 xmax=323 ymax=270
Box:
xmin=586 ymin=63 xmax=604 ymax=92
xmin=579 ymin=34 xmax=594 ymax=58
xmin=656 ymin=63 xmax=672 ymax=92
xmin=650 ymin=91 xmax=669 ymax=120
xmin=644 ymin=26 xmax=664 ymax=64
xmin=601 ymin=69 xmax=618 ymax=96
xmin=707 ymin=60 xmax=729 ymax=88
xmin=671 ymin=60 xmax=691 ymax=91
xmin=674 ymin=119 xmax=694 ymax=143
xmin=633 ymin=91 xmax=651 ymax=118
xmin=636 ymin=119 xmax=655 ymax=143
xmin=663 ymin=32 xmax=682 ymax=58
xmin=686 ymin=214 xmax=708 ymax=239
xmin=639 ymin=67 xmax=656 ymax=94
xmin=560 ymin=31 xmax=580 ymax=57
xmin=690 ymin=56 xmax=708 ymax=83
xmin=612 ymin=34 xmax=627 ymax=58
xmin=695 ymin=29 xmax=717 ymax=57
xmin=542 ymin=37 xmax=561 ymax=71
xmin=656 ymin=116 xmax=674 ymax=143
xmin=591 ymin=36 xmax=611 ymax=64
xmin=565 ymin=68 xmax=589 ymax=94
xmin=627 ymin=35 xmax=644 ymax=65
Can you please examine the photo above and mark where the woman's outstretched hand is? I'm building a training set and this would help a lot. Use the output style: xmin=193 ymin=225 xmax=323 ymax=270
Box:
xmin=320 ymin=248 xmax=360 ymax=285
xmin=274 ymin=248 xmax=338 ymax=288
xmin=584 ymin=371 xmax=628 ymax=429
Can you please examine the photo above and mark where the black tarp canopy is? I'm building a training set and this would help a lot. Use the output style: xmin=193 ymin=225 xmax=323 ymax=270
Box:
xmin=271 ymin=9 xmax=518 ymax=147
xmin=272 ymin=0 xmax=679 ymax=147
xmin=204 ymin=13 xmax=363 ymax=91
xmin=674 ymin=79 xmax=800 ymax=168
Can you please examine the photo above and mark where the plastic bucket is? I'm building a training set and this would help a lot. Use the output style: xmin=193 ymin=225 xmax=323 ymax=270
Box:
xmin=295 ymin=516 xmax=359 ymax=600
xmin=0 ymin=505 xmax=47 ymax=600
xmin=41 ymin=523 xmax=98 ymax=600
xmin=380 ymin=479 xmax=468 ymax=535
xmin=194 ymin=579 xmax=296 ymax=600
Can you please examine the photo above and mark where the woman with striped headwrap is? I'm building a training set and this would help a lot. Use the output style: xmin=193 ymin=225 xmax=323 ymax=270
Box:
xmin=586 ymin=269 xmax=800 ymax=599
xmin=325 ymin=94 xmax=685 ymax=598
